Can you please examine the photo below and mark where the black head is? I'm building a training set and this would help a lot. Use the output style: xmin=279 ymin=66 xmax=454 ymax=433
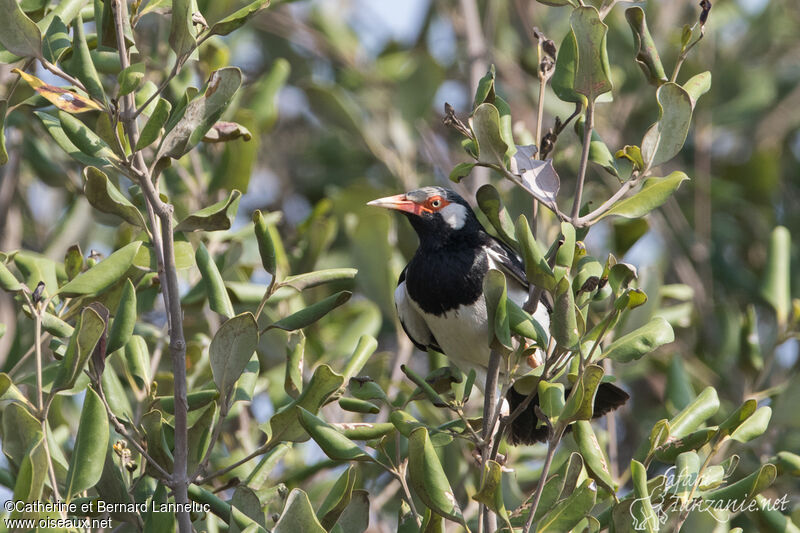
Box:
xmin=367 ymin=187 xmax=482 ymax=248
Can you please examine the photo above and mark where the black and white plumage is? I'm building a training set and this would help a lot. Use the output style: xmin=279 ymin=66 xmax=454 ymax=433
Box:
xmin=368 ymin=186 xmax=628 ymax=444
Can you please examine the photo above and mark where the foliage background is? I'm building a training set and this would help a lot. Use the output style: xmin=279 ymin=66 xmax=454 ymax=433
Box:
xmin=1 ymin=0 xmax=799 ymax=531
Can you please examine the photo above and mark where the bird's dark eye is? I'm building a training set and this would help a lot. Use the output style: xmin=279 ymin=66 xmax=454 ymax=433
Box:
xmin=430 ymin=198 xmax=441 ymax=208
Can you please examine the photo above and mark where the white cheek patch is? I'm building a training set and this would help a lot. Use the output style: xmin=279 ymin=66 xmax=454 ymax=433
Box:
xmin=440 ymin=203 xmax=468 ymax=229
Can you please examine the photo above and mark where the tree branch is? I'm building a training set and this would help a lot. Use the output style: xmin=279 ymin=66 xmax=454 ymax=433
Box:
xmin=111 ymin=1 xmax=191 ymax=531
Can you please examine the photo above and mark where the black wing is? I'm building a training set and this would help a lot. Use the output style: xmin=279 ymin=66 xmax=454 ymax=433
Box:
xmin=395 ymin=267 xmax=442 ymax=352
xmin=484 ymin=236 xmax=553 ymax=313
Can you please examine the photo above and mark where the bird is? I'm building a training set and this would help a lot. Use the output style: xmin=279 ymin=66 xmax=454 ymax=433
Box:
xmin=368 ymin=186 xmax=629 ymax=444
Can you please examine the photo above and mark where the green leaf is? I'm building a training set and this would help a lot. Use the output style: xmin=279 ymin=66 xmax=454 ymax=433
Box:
xmin=718 ymin=399 xmax=757 ymax=435
xmin=615 ymin=145 xmax=644 ymax=172
xmin=41 ymin=312 xmax=74 ymax=337
xmin=602 ymin=317 xmax=674 ymax=363
xmin=0 ymin=260 xmax=22 ymax=292
xmin=157 ymin=390 xmax=219 ymax=414
xmin=69 ymin=14 xmax=105 ymax=102
xmin=285 ymin=333 xmax=304 ymax=398
xmin=64 ymin=244 xmax=83 ymax=281
xmin=64 ymin=388 xmax=109 ymax=501
xmin=730 ymin=406 xmax=771 ymax=443
xmin=124 ymin=335 xmax=151 ymax=392
xmin=495 ymin=95 xmax=517 ymax=162
xmin=570 ymin=6 xmax=612 ymax=101
xmin=576 ymin=117 xmax=618 ymax=176
xmin=472 ymin=103 xmax=507 ymax=165
xmin=668 ymin=386 xmax=719 ymax=439
xmin=274 ymin=489 xmax=326 ymax=533
xmin=538 ymin=380 xmax=565 ymax=422
xmin=281 ymin=268 xmax=358 ymax=292
xmin=11 ymin=437 xmax=47 ymax=507
xmin=332 ymin=490 xmax=369 ymax=533
xmin=136 ymin=98 xmax=172 ymax=150
xmin=84 ymin=167 xmax=146 ymax=227
xmin=336 ymin=423 xmax=395 ymax=441
xmin=551 ymin=277 xmax=580 ymax=349
xmin=176 ymin=190 xmax=241 ymax=232
xmin=683 ymin=71 xmax=712 ymax=106
xmin=703 ymin=464 xmax=777 ymax=504
xmin=59 ymin=241 xmax=142 ymax=296
xmin=317 ymin=465 xmax=357 ymax=529
xmin=210 ymin=313 xmax=259 ymax=404
xmin=641 ymin=83 xmax=693 ymax=167
xmin=253 ymin=210 xmax=277 ymax=276
xmin=598 ymin=172 xmax=689 ymax=221
xmin=515 ymin=215 xmax=556 ymax=291
xmin=507 ymin=299 xmax=549 ymax=346
xmin=625 ymin=7 xmax=667 ymax=86
xmin=573 ymin=420 xmax=617 ymax=493
xmin=552 ymin=29 xmax=584 ymax=105
xmin=1 ymin=403 xmax=42 ymax=471
xmin=233 ymin=352 xmax=260 ymax=405
xmin=449 ymin=162 xmax=476 ymax=183
xmin=0 ymin=0 xmax=42 ymax=58
xmin=52 ymin=306 xmax=105 ymax=391
xmin=266 ymin=291 xmax=352 ymax=331
xmin=629 ymin=460 xmax=658 ymax=533
xmin=654 ymin=428 xmax=716 ymax=462
xmin=349 ymin=377 xmax=388 ymax=404
xmin=107 ymin=279 xmax=137 ymax=354
xmin=42 ymin=16 xmax=69 ymax=63
xmin=473 ymin=65 xmax=496 ymax=108
xmin=157 ymin=67 xmax=242 ymax=160
xmin=554 ymin=222 xmax=576 ymax=278
xmin=35 ymin=111 xmax=108 ymax=167
xmin=561 ymin=364 xmax=604 ymax=422
xmin=196 ymin=243 xmax=235 ymax=318
xmin=476 ymin=184 xmax=518 ymax=248
xmin=187 ymin=404 xmax=217 ymax=475
xmin=484 ymin=269 xmax=512 ymax=350
xmin=297 ymin=408 xmax=370 ymax=461
xmin=264 ymin=364 xmax=344 ymax=445
xmin=338 ymin=397 xmax=379 ymax=414
xmin=408 ymin=427 xmax=467 ymax=525
xmin=210 ymin=0 xmax=271 ymax=36
xmin=473 ymin=460 xmax=512 ymax=531
xmin=118 ymin=62 xmax=145 ymax=97
xmin=134 ymin=241 xmax=195 ymax=271
xmin=58 ymin=111 xmax=118 ymax=162
xmin=536 ymin=478 xmax=597 ymax=532
xmin=341 ymin=335 xmax=378 ymax=382
xmin=760 ymin=226 xmax=791 ymax=324
xmin=169 ymin=0 xmax=196 ymax=60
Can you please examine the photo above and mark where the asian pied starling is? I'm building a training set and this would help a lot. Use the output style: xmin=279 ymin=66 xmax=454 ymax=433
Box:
xmin=368 ymin=186 xmax=629 ymax=444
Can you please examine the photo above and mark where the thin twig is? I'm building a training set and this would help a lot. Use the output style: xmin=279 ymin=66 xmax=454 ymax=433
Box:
xmin=522 ymin=425 xmax=565 ymax=533
xmin=96 ymin=382 xmax=172 ymax=481
xmin=571 ymin=98 xmax=595 ymax=220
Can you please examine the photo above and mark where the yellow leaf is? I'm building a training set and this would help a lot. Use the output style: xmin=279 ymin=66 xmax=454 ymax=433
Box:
xmin=12 ymin=69 xmax=102 ymax=113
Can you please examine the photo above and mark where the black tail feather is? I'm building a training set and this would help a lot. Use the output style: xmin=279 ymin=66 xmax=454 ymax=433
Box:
xmin=505 ymin=382 xmax=630 ymax=445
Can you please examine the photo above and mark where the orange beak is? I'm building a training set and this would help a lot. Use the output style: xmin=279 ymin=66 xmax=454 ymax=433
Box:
xmin=367 ymin=193 xmax=427 ymax=216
